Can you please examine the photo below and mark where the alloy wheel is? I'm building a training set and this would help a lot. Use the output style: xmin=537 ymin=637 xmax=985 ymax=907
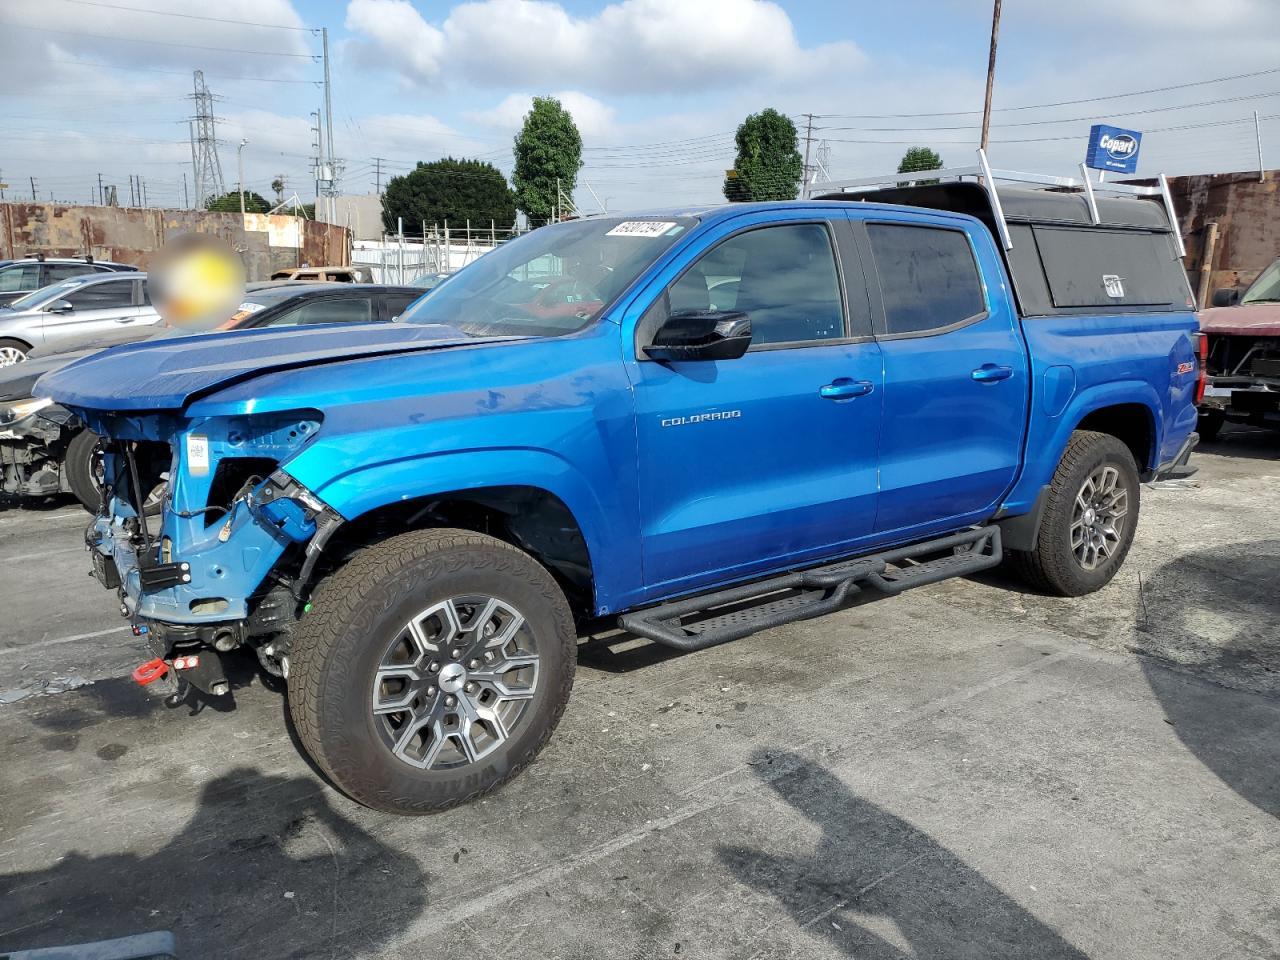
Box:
xmin=371 ymin=595 xmax=539 ymax=770
xmin=1071 ymin=465 xmax=1129 ymax=571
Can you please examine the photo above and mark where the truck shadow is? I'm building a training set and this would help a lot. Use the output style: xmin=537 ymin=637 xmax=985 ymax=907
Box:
xmin=718 ymin=751 xmax=1089 ymax=958
xmin=1136 ymin=538 xmax=1280 ymax=819
xmin=1197 ymin=424 xmax=1280 ymax=463
xmin=0 ymin=768 xmax=429 ymax=959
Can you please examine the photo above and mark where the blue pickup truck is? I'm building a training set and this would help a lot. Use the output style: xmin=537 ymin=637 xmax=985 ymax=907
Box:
xmin=39 ymin=168 xmax=1201 ymax=814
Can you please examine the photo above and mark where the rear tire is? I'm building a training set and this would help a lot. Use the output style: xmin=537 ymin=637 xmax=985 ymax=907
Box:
xmin=64 ymin=428 xmax=103 ymax=513
xmin=1008 ymin=430 xmax=1140 ymax=597
xmin=289 ymin=528 xmax=577 ymax=814
xmin=1197 ymin=409 xmax=1224 ymax=442
xmin=0 ymin=338 xmax=30 ymax=366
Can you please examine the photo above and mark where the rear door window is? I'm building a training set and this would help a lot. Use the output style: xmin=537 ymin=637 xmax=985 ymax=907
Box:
xmin=867 ymin=224 xmax=987 ymax=336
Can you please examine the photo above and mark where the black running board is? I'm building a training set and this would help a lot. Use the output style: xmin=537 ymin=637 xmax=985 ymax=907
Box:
xmin=618 ymin=527 xmax=1001 ymax=652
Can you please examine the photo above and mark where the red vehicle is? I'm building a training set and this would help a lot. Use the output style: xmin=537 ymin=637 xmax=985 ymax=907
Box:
xmin=1198 ymin=257 xmax=1280 ymax=439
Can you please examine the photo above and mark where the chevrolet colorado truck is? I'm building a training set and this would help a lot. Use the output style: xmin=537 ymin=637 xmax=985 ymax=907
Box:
xmin=38 ymin=167 xmax=1201 ymax=814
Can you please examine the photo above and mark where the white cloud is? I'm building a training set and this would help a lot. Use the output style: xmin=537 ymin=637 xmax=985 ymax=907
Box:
xmin=343 ymin=0 xmax=863 ymax=95
xmin=468 ymin=91 xmax=618 ymax=139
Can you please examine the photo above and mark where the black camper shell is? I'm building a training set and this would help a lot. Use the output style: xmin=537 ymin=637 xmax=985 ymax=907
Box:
xmin=813 ymin=181 xmax=1194 ymax=318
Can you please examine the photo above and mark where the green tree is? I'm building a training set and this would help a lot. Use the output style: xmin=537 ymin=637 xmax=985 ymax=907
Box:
xmin=205 ymin=191 xmax=270 ymax=213
xmin=723 ymin=108 xmax=804 ymax=202
xmin=381 ymin=158 xmax=516 ymax=234
xmin=897 ymin=146 xmax=944 ymax=185
xmin=512 ymin=96 xmax=583 ymax=225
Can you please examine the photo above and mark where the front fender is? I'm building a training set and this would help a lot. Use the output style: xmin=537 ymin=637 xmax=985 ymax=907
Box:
xmin=286 ymin=447 xmax=635 ymax=615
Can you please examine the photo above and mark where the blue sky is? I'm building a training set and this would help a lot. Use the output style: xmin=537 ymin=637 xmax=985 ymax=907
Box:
xmin=1 ymin=0 xmax=1278 ymax=215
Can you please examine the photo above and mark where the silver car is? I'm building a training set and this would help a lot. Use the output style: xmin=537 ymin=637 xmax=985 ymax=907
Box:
xmin=0 ymin=272 xmax=160 ymax=365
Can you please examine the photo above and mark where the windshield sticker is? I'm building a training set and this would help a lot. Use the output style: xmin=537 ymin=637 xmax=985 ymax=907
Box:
xmin=607 ymin=221 xmax=678 ymax=238
xmin=235 ymin=301 xmax=267 ymax=314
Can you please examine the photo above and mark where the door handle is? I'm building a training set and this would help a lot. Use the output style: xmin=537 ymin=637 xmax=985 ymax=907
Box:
xmin=971 ymin=363 xmax=1013 ymax=383
xmin=819 ymin=378 xmax=874 ymax=400
xmin=113 ymin=316 xmax=136 ymax=324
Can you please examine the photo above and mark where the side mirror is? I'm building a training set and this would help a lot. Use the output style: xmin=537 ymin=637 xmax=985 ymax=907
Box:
xmin=46 ymin=300 xmax=74 ymax=314
xmin=1210 ymin=287 xmax=1241 ymax=308
xmin=644 ymin=309 xmax=752 ymax=362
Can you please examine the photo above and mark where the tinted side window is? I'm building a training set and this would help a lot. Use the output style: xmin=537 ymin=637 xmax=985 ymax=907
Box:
xmin=45 ymin=263 xmax=96 ymax=283
xmin=266 ymin=297 xmax=373 ymax=327
xmin=1032 ymin=226 xmax=1188 ymax=309
xmin=383 ymin=293 xmax=421 ymax=317
xmin=64 ymin=280 xmax=135 ymax=309
xmin=667 ymin=223 xmax=845 ymax=346
xmin=0 ymin=263 xmax=40 ymax=292
xmin=868 ymin=224 xmax=986 ymax=336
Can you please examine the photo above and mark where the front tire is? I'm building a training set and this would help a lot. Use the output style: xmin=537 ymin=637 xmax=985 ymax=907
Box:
xmin=0 ymin=338 xmax=30 ymax=366
xmin=64 ymin=428 xmax=103 ymax=513
xmin=289 ymin=528 xmax=577 ymax=814
xmin=1008 ymin=430 xmax=1140 ymax=597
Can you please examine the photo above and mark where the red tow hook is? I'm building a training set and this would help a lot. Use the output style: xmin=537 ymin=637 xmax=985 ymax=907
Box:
xmin=132 ymin=658 xmax=169 ymax=686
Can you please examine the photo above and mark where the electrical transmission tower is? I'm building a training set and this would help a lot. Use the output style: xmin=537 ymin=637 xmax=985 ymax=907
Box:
xmin=188 ymin=70 xmax=226 ymax=208
xmin=814 ymin=140 xmax=832 ymax=184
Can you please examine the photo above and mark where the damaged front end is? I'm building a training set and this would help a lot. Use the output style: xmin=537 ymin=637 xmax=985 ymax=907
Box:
xmin=84 ymin=408 xmax=342 ymax=696
xmin=0 ymin=397 xmax=78 ymax=500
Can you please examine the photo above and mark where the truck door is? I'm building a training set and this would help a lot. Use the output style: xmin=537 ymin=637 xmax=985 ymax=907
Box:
xmin=627 ymin=213 xmax=884 ymax=598
xmin=858 ymin=217 xmax=1029 ymax=535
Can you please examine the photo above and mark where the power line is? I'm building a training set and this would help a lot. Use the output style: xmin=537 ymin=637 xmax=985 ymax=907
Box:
xmin=814 ymin=89 xmax=1280 ymax=134
xmin=815 ymin=64 xmax=1280 ymax=120
xmin=48 ymin=0 xmax=312 ymax=30
xmin=0 ymin=20 xmax=317 ymax=58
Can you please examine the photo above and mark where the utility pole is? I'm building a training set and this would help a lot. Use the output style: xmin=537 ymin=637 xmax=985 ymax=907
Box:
xmin=128 ymin=175 xmax=136 ymax=207
xmin=979 ymin=0 xmax=1003 ymax=153
xmin=182 ymin=171 xmax=189 ymax=210
xmin=322 ymin=27 xmax=337 ymax=222
xmin=97 ymin=172 xmax=104 ymax=206
xmin=802 ymin=113 xmax=815 ymax=194
xmin=373 ymin=157 xmax=385 ymax=194
xmin=29 ymin=177 xmax=37 ymax=202
xmin=141 ymin=178 xmax=147 ymax=208
xmin=238 ymin=138 xmax=249 ymax=215
xmin=1254 ymin=110 xmax=1265 ymax=182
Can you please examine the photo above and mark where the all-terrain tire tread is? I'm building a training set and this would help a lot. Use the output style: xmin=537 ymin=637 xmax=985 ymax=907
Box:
xmin=287 ymin=527 xmax=576 ymax=814
xmin=1007 ymin=430 xmax=1139 ymax=597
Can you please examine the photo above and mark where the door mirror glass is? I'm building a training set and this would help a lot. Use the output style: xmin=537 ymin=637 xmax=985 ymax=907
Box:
xmin=1210 ymin=287 xmax=1241 ymax=308
xmin=46 ymin=300 xmax=74 ymax=314
xmin=645 ymin=309 xmax=751 ymax=362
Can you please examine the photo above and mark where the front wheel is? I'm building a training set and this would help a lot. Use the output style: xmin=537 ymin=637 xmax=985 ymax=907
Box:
xmin=0 ymin=338 xmax=30 ymax=366
xmin=288 ymin=528 xmax=577 ymax=814
xmin=64 ymin=428 xmax=103 ymax=513
xmin=1008 ymin=430 xmax=1140 ymax=597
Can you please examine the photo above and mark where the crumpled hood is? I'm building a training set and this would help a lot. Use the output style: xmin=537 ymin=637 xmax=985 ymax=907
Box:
xmin=35 ymin=322 xmax=510 ymax=413
xmin=1199 ymin=302 xmax=1280 ymax=337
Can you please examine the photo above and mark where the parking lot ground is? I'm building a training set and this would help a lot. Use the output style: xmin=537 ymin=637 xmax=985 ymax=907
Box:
xmin=1 ymin=429 xmax=1278 ymax=960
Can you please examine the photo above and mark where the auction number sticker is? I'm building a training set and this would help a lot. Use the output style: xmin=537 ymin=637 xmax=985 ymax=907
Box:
xmin=606 ymin=221 xmax=678 ymax=238
xmin=186 ymin=434 xmax=210 ymax=477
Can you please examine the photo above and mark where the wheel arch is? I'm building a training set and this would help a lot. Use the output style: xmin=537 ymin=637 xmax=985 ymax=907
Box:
xmin=327 ymin=482 xmax=599 ymax=619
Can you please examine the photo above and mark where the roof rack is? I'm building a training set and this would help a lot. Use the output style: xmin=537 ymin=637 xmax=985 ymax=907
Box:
xmin=804 ymin=148 xmax=1185 ymax=258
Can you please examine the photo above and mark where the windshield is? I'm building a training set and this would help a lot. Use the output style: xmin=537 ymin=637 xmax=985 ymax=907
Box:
xmin=398 ymin=216 xmax=696 ymax=337
xmin=1242 ymin=259 xmax=1280 ymax=304
xmin=6 ymin=275 xmax=101 ymax=311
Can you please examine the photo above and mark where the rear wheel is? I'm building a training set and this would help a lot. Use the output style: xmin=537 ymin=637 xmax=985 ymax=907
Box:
xmin=289 ymin=528 xmax=576 ymax=814
xmin=64 ymin=428 xmax=103 ymax=513
xmin=1008 ymin=430 xmax=1140 ymax=596
xmin=0 ymin=338 xmax=30 ymax=366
